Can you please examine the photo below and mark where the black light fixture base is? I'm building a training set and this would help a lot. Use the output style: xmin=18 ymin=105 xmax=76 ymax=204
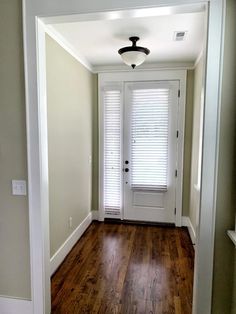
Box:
xmin=129 ymin=36 xmax=139 ymax=46
xmin=118 ymin=37 xmax=150 ymax=55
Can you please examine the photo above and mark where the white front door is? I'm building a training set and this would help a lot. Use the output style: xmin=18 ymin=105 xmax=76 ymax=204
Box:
xmin=102 ymin=79 xmax=179 ymax=224
xmin=123 ymin=81 xmax=179 ymax=223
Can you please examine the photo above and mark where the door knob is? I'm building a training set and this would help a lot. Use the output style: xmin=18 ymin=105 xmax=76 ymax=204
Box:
xmin=125 ymin=168 xmax=129 ymax=172
xmin=125 ymin=160 xmax=129 ymax=164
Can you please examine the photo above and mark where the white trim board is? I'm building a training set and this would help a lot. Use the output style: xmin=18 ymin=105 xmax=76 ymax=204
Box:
xmin=98 ymin=70 xmax=186 ymax=227
xmin=227 ymin=230 xmax=236 ymax=247
xmin=93 ymin=62 xmax=194 ymax=73
xmin=182 ymin=216 xmax=196 ymax=246
xmin=41 ymin=4 xmax=206 ymax=25
xmin=50 ymin=212 xmax=92 ymax=276
xmin=0 ymin=297 xmax=32 ymax=314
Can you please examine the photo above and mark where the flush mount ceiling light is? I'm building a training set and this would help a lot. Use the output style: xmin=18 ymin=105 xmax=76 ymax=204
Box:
xmin=118 ymin=36 xmax=150 ymax=69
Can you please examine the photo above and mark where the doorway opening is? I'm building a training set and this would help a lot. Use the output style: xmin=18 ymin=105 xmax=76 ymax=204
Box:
xmin=33 ymin=1 xmax=223 ymax=312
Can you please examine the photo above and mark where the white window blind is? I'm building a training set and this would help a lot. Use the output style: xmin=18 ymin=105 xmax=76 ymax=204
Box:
xmin=103 ymin=89 xmax=122 ymax=216
xmin=130 ymin=87 xmax=170 ymax=191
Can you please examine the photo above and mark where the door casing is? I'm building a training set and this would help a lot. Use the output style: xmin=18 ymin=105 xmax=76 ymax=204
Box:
xmin=98 ymin=70 xmax=187 ymax=226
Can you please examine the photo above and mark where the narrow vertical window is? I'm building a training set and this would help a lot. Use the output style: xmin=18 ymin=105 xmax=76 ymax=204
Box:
xmin=104 ymin=89 xmax=122 ymax=216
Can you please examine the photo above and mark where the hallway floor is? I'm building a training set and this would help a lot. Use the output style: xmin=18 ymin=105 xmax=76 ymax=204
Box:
xmin=51 ymin=222 xmax=194 ymax=314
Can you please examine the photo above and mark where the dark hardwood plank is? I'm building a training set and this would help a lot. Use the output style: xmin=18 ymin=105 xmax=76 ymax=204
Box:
xmin=51 ymin=222 xmax=194 ymax=313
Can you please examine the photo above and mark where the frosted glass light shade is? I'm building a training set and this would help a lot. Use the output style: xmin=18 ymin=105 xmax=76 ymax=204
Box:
xmin=118 ymin=37 xmax=150 ymax=68
xmin=120 ymin=51 xmax=147 ymax=67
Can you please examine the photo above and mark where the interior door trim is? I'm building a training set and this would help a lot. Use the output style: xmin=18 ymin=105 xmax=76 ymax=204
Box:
xmin=98 ymin=70 xmax=187 ymax=226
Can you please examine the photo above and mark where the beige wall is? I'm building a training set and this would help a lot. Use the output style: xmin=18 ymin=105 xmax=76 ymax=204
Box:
xmin=182 ymin=70 xmax=194 ymax=217
xmin=1 ymin=0 xmax=235 ymax=310
xmin=189 ymin=56 xmax=204 ymax=233
xmin=46 ymin=35 xmax=97 ymax=257
xmin=92 ymin=77 xmax=99 ymax=212
xmin=211 ymin=0 xmax=236 ymax=313
xmin=0 ymin=0 xmax=31 ymax=299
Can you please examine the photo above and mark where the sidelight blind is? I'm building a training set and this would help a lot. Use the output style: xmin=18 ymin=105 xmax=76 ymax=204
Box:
xmin=103 ymin=89 xmax=122 ymax=216
xmin=130 ymin=87 xmax=170 ymax=191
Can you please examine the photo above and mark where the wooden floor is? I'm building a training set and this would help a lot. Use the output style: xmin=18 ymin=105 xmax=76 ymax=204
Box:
xmin=51 ymin=222 xmax=194 ymax=314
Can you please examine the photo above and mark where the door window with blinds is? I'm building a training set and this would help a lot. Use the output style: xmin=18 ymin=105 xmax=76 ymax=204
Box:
xmin=101 ymin=79 xmax=179 ymax=223
xmin=129 ymin=86 xmax=170 ymax=191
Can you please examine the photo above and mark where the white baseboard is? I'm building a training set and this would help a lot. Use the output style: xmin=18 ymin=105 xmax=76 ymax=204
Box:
xmin=92 ymin=210 xmax=99 ymax=220
xmin=50 ymin=212 xmax=92 ymax=275
xmin=0 ymin=297 xmax=32 ymax=314
xmin=182 ymin=216 xmax=196 ymax=246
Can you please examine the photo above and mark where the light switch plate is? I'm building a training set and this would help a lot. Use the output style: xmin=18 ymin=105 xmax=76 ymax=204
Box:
xmin=12 ymin=180 xmax=27 ymax=196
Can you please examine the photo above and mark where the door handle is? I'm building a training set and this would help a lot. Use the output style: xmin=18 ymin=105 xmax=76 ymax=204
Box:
xmin=125 ymin=168 xmax=129 ymax=172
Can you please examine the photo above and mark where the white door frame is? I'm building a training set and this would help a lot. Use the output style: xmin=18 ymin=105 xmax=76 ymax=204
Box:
xmin=21 ymin=1 xmax=225 ymax=313
xmin=98 ymin=70 xmax=186 ymax=226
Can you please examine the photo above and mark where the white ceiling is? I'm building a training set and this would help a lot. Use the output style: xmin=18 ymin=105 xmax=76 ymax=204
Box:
xmin=48 ymin=10 xmax=205 ymax=71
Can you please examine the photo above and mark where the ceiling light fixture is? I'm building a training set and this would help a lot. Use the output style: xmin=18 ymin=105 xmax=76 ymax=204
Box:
xmin=118 ymin=36 xmax=150 ymax=69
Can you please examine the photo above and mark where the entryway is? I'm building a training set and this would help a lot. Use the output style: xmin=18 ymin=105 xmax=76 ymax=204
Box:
xmin=43 ymin=5 xmax=204 ymax=314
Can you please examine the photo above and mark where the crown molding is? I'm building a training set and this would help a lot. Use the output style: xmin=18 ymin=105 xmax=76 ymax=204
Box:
xmin=193 ymin=49 xmax=204 ymax=69
xmin=44 ymin=25 xmax=94 ymax=73
xmin=93 ymin=61 xmax=195 ymax=73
